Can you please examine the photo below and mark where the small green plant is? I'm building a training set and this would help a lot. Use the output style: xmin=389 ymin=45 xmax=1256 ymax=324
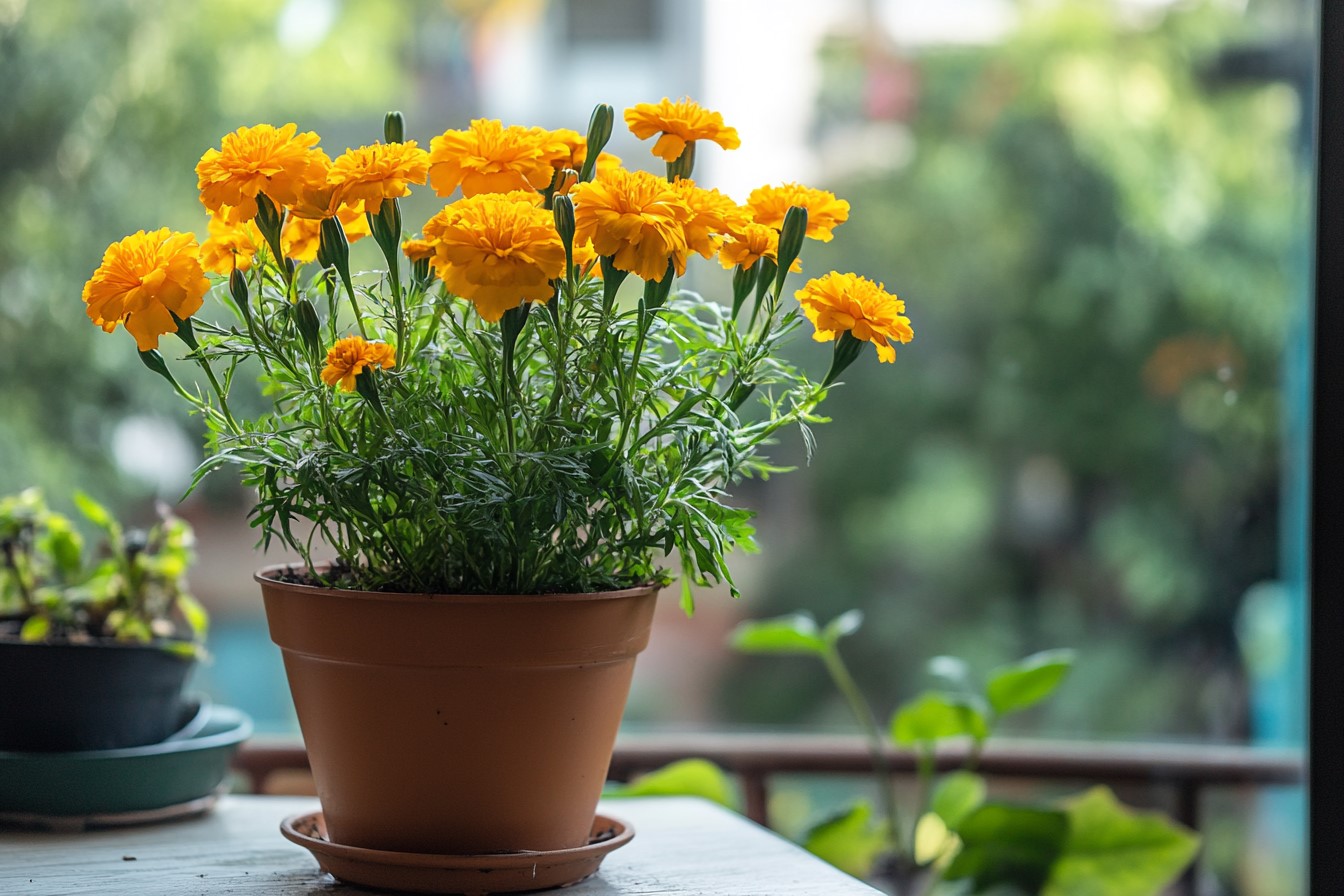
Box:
xmin=0 ymin=488 xmax=207 ymax=655
xmin=727 ymin=611 xmax=1199 ymax=895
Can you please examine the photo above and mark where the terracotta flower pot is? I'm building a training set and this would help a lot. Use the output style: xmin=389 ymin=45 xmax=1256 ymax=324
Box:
xmin=256 ymin=565 xmax=659 ymax=856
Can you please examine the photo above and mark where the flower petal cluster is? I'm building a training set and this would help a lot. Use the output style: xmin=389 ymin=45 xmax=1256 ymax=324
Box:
xmin=282 ymin=204 xmax=371 ymax=263
xmin=549 ymin=128 xmax=623 ymax=177
xmin=625 ymin=98 xmax=741 ymax=162
xmin=718 ymin=221 xmax=800 ymax=273
xmin=422 ymin=192 xmax=566 ymax=322
xmin=748 ymin=183 xmax=851 ymax=242
xmin=196 ymin=123 xmax=327 ymax=224
xmin=82 ymin=228 xmax=209 ymax=351
xmin=428 ymin=120 xmax=569 ymax=198
xmin=321 ymin=336 xmax=396 ymax=392
xmin=672 ymin=180 xmax=746 ymax=261
xmin=328 ymin=141 xmax=430 ymax=213
xmin=200 ymin=216 xmax=265 ymax=275
xmin=571 ymin=169 xmax=693 ymax=282
xmin=796 ymin=272 xmax=913 ymax=363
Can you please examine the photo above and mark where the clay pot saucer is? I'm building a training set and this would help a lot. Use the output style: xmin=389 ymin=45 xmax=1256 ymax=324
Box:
xmin=280 ymin=810 xmax=634 ymax=895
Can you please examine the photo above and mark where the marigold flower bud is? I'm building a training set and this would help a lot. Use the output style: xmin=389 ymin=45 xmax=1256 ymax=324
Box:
xmin=384 ymin=111 xmax=405 ymax=144
xmin=580 ymin=104 xmax=615 ymax=182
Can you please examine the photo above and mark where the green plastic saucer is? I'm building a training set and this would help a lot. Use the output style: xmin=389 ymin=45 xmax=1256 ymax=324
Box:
xmin=0 ymin=703 xmax=251 ymax=828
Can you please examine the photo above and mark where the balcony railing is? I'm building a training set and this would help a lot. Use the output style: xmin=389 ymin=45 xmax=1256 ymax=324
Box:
xmin=231 ymin=733 xmax=1304 ymax=893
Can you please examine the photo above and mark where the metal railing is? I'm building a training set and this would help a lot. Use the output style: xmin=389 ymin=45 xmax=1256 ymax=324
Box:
xmin=231 ymin=733 xmax=1304 ymax=891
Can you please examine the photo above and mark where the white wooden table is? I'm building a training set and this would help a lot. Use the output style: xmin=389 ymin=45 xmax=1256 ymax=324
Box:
xmin=0 ymin=795 xmax=883 ymax=894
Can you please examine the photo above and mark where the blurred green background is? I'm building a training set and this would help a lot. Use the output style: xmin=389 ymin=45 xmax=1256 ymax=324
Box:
xmin=0 ymin=0 xmax=1313 ymax=891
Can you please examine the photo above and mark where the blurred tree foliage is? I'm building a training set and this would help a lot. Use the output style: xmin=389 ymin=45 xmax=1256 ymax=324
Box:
xmin=722 ymin=1 xmax=1307 ymax=740
xmin=0 ymin=0 xmax=425 ymax=510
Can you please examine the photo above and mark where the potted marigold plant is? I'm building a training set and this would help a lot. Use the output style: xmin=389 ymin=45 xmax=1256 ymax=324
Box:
xmin=79 ymin=98 xmax=913 ymax=890
xmin=0 ymin=488 xmax=208 ymax=752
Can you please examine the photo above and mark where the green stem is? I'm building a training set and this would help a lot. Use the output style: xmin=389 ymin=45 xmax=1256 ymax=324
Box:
xmin=194 ymin=357 xmax=238 ymax=432
xmin=821 ymin=646 xmax=904 ymax=856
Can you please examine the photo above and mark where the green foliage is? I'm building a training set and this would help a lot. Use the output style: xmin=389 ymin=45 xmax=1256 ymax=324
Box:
xmin=892 ymin=693 xmax=990 ymax=747
xmin=802 ymin=802 xmax=891 ymax=879
xmin=606 ymin=758 xmax=738 ymax=809
xmin=0 ymin=488 xmax=206 ymax=653
xmin=985 ymin=650 xmax=1078 ymax=716
xmin=929 ymin=771 xmax=987 ymax=830
xmin=943 ymin=803 xmax=1069 ymax=894
xmin=1043 ymin=787 xmax=1201 ymax=896
xmin=729 ymin=608 xmax=1195 ymax=894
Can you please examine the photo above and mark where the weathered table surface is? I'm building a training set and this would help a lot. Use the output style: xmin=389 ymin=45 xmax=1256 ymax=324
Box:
xmin=0 ymin=795 xmax=883 ymax=895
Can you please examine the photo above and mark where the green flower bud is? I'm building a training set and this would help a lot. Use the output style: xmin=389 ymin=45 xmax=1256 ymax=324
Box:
xmin=170 ymin=311 xmax=199 ymax=351
xmin=319 ymin=217 xmax=351 ymax=275
xmin=228 ymin=268 xmax=253 ymax=328
xmin=641 ymin=258 xmax=677 ymax=313
xmin=731 ymin=261 xmax=758 ymax=319
xmin=384 ymin=111 xmax=405 ymax=144
xmin=293 ymin=298 xmax=323 ymax=362
xmin=580 ymin=104 xmax=615 ymax=183
xmin=553 ymin=194 xmax=576 ymax=259
xmin=822 ymin=331 xmax=865 ymax=388
xmin=773 ymin=205 xmax=807 ymax=297
xmin=666 ymin=141 xmax=696 ymax=182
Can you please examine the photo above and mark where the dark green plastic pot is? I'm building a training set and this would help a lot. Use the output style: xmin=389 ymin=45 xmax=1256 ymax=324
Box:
xmin=0 ymin=638 xmax=195 ymax=751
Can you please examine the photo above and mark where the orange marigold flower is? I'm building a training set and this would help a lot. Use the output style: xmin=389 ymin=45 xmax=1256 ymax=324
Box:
xmin=82 ymin=228 xmax=209 ymax=351
xmin=548 ymin=128 xmax=623 ymax=176
xmin=747 ymin=183 xmax=851 ymax=242
xmin=427 ymin=119 xmax=570 ymax=198
xmin=401 ymin=237 xmax=435 ymax=262
xmin=321 ymin=335 xmax=396 ymax=392
xmin=196 ymin=123 xmax=327 ymax=224
xmin=327 ymin=141 xmax=430 ymax=213
xmin=796 ymin=272 xmax=913 ymax=363
xmin=625 ymin=98 xmax=741 ymax=163
xmin=200 ymin=216 xmax=264 ymax=274
xmin=718 ymin=221 xmax=800 ymax=273
xmin=672 ymin=179 xmax=747 ymax=261
xmin=571 ymin=168 xmax=692 ymax=282
xmin=422 ymin=192 xmax=566 ymax=322
xmin=282 ymin=202 xmax=371 ymax=263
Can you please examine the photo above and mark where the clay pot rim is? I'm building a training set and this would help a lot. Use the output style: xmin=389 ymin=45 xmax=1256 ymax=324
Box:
xmin=255 ymin=563 xmax=661 ymax=605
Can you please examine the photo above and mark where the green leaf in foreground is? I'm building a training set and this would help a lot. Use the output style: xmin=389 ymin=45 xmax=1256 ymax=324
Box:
xmin=801 ymin=800 xmax=888 ymax=879
xmin=942 ymin=802 xmax=1068 ymax=894
xmin=892 ymin=692 xmax=990 ymax=746
xmin=930 ymin=770 xmax=988 ymax=830
xmin=606 ymin=758 xmax=738 ymax=809
xmin=1042 ymin=786 xmax=1200 ymax=896
xmin=985 ymin=649 xmax=1076 ymax=716
xmin=729 ymin=613 xmax=827 ymax=656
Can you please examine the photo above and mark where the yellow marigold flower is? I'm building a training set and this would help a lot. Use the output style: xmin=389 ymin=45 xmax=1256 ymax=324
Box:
xmin=422 ymin=192 xmax=566 ymax=322
xmin=401 ymin=237 xmax=435 ymax=262
xmin=82 ymin=228 xmax=209 ymax=351
xmin=427 ymin=119 xmax=570 ymax=198
xmin=717 ymin=221 xmax=800 ymax=273
xmin=571 ymin=168 xmax=692 ymax=282
xmin=747 ymin=183 xmax=851 ymax=242
xmin=672 ymin=179 xmax=747 ymax=261
xmin=796 ymin=272 xmax=913 ymax=363
xmin=199 ymin=215 xmax=264 ymax=274
xmin=327 ymin=141 xmax=430 ymax=213
xmin=196 ymin=123 xmax=327 ymax=224
xmin=321 ymin=335 xmax=396 ymax=392
xmin=625 ymin=98 xmax=741 ymax=162
xmin=282 ymin=202 xmax=370 ymax=263
xmin=549 ymin=128 xmax=623 ymax=176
